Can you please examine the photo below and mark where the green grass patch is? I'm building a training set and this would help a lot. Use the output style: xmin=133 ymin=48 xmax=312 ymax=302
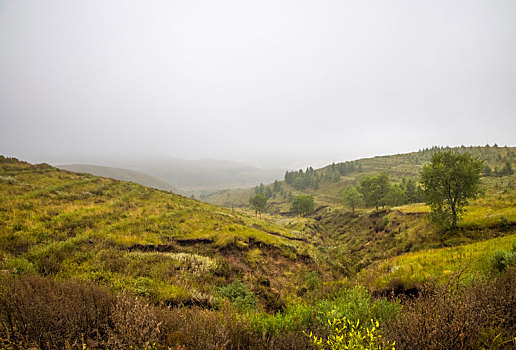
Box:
xmin=359 ymin=234 xmax=516 ymax=290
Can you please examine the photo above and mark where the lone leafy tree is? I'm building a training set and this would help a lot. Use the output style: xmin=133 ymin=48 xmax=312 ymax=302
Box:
xmin=291 ymin=195 xmax=315 ymax=217
xmin=420 ymin=151 xmax=483 ymax=228
xmin=249 ymin=193 xmax=267 ymax=216
xmin=342 ymin=186 xmax=363 ymax=215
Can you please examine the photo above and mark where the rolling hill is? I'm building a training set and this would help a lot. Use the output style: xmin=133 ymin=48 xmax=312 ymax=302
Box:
xmin=202 ymin=145 xmax=516 ymax=212
xmin=1 ymin=151 xmax=516 ymax=349
xmin=0 ymin=156 xmax=331 ymax=310
xmin=55 ymin=164 xmax=176 ymax=192
xmin=108 ymin=157 xmax=286 ymax=196
xmin=200 ymin=145 xmax=516 ymax=277
xmin=3 ymin=148 xmax=514 ymax=300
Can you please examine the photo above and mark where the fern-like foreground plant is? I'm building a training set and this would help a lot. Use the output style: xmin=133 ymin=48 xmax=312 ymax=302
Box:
xmin=305 ymin=311 xmax=395 ymax=350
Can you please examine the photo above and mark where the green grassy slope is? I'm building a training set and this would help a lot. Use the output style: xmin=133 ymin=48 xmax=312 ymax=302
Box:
xmin=1 ymin=149 xmax=514 ymax=309
xmin=0 ymin=156 xmax=333 ymax=310
xmin=1 ymin=154 xmax=515 ymax=349
xmin=293 ymin=171 xmax=516 ymax=279
xmin=358 ymin=233 xmax=516 ymax=292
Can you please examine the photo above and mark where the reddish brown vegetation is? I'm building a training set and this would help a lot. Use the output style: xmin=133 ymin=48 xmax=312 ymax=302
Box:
xmin=384 ymin=267 xmax=516 ymax=349
xmin=0 ymin=275 xmax=309 ymax=349
xmin=1 ymin=270 xmax=516 ymax=349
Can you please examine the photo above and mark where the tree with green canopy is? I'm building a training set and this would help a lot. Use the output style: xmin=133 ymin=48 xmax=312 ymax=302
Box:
xmin=341 ymin=186 xmax=363 ymax=215
xmin=249 ymin=193 xmax=267 ymax=216
xmin=420 ymin=151 xmax=483 ymax=228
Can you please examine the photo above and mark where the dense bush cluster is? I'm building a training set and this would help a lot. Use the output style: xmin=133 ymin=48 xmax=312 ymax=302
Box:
xmin=0 ymin=276 xmax=114 ymax=349
xmin=218 ymin=279 xmax=257 ymax=312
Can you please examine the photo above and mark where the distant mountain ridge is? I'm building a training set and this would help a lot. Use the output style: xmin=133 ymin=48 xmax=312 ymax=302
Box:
xmin=55 ymin=164 xmax=176 ymax=192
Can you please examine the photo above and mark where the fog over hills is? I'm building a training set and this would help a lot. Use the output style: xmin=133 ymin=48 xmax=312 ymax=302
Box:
xmin=129 ymin=158 xmax=282 ymax=190
xmin=55 ymin=164 xmax=176 ymax=192
xmin=113 ymin=157 xmax=286 ymax=195
xmin=54 ymin=157 xmax=287 ymax=196
xmin=1 ymin=1 xmax=515 ymax=347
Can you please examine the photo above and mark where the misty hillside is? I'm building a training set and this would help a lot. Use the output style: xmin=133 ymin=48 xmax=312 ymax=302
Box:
xmin=0 ymin=156 xmax=326 ymax=308
xmin=111 ymin=157 xmax=286 ymax=195
xmin=2 ymin=0 xmax=516 ymax=347
xmin=202 ymin=145 xmax=516 ymax=210
xmin=55 ymin=164 xmax=176 ymax=192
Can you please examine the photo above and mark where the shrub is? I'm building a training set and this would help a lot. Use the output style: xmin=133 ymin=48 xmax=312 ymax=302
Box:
xmin=384 ymin=268 xmax=516 ymax=349
xmin=5 ymin=257 xmax=36 ymax=275
xmin=106 ymin=291 xmax=163 ymax=349
xmin=251 ymin=286 xmax=399 ymax=343
xmin=161 ymin=302 xmax=262 ymax=349
xmin=0 ymin=275 xmax=113 ymax=349
xmin=500 ymin=216 xmax=511 ymax=231
xmin=304 ymin=271 xmax=321 ymax=291
xmin=251 ymin=303 xmax=317 ymax=337
xmin=31 ymin=237 xmax=89 ymax=275
xmin=490 ymin=249 xmax=516 ymax=272
xmin=314 ymin=287 xmax=399 ymax=326
xmin=0 ymin=276 xmax=258 ymax=349
xmin=0 ymin=233 xmax=34 ymax=255
xmin=133 ymin=277 xmax=156 ymax=298
xmin=218 ymin=279 xmax=257 ymax=312
xmin=305 ymin=311 xmax=395 ymax=350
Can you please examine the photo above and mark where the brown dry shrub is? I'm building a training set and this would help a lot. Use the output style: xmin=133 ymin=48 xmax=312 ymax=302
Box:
xmin=0 ymin=275 xmax=309 ymax=349
xmin=106 ymin=291 xmax=164 ymax=349
xmin=0 ymin=275 xmax=113 ymax=349
xmin=384 ymin=267 xmax=516 ymax=349
xmin=5 ymin=270 xmax=515 ymax=350
xmin=162 ymin=302 xmax=258 ymax=349
xmin=104 ymin=294 xmax=309 ymax=349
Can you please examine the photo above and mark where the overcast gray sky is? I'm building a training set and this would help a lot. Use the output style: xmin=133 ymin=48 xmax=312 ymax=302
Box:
xmin=1 ymin=0 xmax=515 ymax=168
